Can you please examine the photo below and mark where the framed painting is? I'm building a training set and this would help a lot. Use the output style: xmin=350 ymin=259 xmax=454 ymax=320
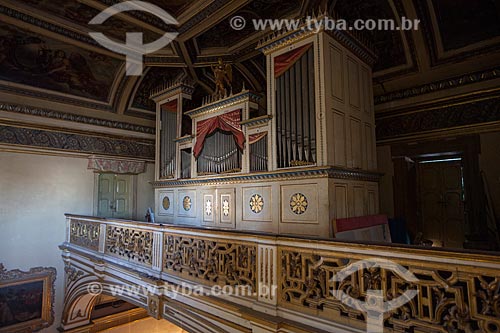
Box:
xmin=0 ymin=264 xmax=56 ymax=333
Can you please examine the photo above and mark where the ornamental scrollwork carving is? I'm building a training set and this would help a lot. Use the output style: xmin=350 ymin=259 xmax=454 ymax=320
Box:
xmin=279 ymin=250 xmax=500 ymax=333
xmin=105 ymin=226 xmax=153 ymax=265
xmin=70 ymin=220 xmax=100 ymax=251
xmin=164 ymin=235 xmax=257 ymax=291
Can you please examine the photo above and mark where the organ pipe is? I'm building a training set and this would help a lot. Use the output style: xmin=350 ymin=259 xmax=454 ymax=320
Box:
xmin=197 ymin=130 xmax=241 ymax=175
xmin=160 ymin=109 xmax=177 ymax=178
xmin=275 ymin=46 xmax=316 ymax=168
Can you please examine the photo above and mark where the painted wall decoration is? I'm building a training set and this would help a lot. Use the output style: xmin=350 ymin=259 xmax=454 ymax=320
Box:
xmin=0 ymin=125 xmax=155 ymax=159
xmin=0 ymin=264 xmax=56 ymax=333
xmin=376 ymin=95 xmax=500 ymax=140
xmin=0 ymin=22 xmax=122 ymax=101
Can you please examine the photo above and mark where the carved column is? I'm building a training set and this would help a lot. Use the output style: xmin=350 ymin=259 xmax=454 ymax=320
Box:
xmin=257 ymin=244 xmax=278 ymax=306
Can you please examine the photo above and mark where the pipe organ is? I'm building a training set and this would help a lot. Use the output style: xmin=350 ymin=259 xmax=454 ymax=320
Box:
xmin=275 ymin=45 xmax=316 ymax=168
xmin=152 ymin=20 xmax=381 ymax=238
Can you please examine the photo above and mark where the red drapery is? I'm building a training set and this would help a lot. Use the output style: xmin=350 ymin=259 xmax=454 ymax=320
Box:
xmin=249 ymin=132 xmax=267 ymax=145
xmin=162 ymin=99 xmax=178 ymax=113
xmin=274 ymin=43 xmax=312 ymax=77
xmin=193 ymin=109 xmax=245 ymax=158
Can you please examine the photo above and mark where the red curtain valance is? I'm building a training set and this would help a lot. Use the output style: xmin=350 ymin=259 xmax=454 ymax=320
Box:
xmin=274 ymin=43 xmax=312 ymax=77
xmin=249 ymin=132 xmax=267 ymax=145
xmin=162 ymin=99 xmax=178 ymax=113
xmin=193 ymin=109 xmax=245 ymax=158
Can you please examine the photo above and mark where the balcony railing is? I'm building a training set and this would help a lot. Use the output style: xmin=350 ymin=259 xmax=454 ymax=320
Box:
xmin=63 ymin=214 xmax=500 ymax=333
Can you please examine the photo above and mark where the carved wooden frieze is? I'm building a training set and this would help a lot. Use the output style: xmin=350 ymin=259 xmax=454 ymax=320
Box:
xmin=69 ymin=220 xmax=100 ymax=251
xmin=164 ymin=235 xmax=257 ymax=291
xmin=279 ymin=249 xmax=500 ymax=332
xmin=105 ymin=226 xmax=153 ymax=265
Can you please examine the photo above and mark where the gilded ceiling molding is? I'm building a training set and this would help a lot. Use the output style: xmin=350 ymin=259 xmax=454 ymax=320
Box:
xmin=376 ymin=95 xmax=500 ymax=140
xmin=0 ymin=103 xmax=155 ymax=135
xmin=87 ymin=155 xmax=147 ymax=174
xmin=375 ymin=67 xmax=500 ymax=105
xmin=0 ymin=4 xmax=99 ymax=48
xmin=0 ymin=125 xmax=155 ymax=159
xmin=178 ymin=0 xmax=231 ymax=34
xmin=0 ymin=85 xmax=112 ymax=112
xmin=413 ymin=0 xmax=500 ymax=66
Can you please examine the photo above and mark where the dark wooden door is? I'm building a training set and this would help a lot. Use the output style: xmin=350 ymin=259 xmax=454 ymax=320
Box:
xmin=417 ymin=159 xmax=465 ymax=248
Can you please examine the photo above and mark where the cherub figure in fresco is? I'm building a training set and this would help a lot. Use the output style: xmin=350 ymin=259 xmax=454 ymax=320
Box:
xmin=44 ymin=49 xmax=106 ymax=98
xmin=211 ymin=58 xmax=232 ymax=99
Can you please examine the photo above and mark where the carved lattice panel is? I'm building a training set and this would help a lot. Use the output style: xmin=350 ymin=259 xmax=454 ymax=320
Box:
xmin=279 ymin=249 xmax=500 ymax=333
xmin=164 ymin=235 xmax=257 ymax=291
xmin=70 ymin=220 xmax=100 ymax=251
xmin=105 ymin=226 xmax=153 ymax=265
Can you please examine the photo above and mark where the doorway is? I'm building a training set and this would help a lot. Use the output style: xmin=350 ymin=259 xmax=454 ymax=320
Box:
xmin=96 ymin=173 xmax=135 ymax=219
xmin=417 ymin=157 xmax=466 ymax=248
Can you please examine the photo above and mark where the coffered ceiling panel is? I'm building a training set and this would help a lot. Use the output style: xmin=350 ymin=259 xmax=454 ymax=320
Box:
xmin=196 ymin=0 xmax=302 ymax=49
xmin=334 ymin=0 xmax=412 ymax=73
xmin=431 ymin=0 xmax=500 ymax=52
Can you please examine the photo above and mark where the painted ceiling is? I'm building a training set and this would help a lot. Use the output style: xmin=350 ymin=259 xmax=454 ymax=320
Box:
xmin=0 ymin=0 xmax=499 ymax=120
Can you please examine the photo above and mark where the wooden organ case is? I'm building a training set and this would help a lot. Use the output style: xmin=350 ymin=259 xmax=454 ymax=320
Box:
xmin=152 ymin=22 xmax=381 ymax=237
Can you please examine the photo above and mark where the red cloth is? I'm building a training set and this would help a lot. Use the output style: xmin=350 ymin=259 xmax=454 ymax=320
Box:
xmin=249 ymin=132 xmax=267 ymax=145
xmin=274 ymin=43 xmax=312 ymax=77
xmin=193 ymin=109 xmax=245 ymax=158
xmin=162 ymin=99 xmax=178 ymax=113
xmin=334 ymin=215 xmax=388 ymax=233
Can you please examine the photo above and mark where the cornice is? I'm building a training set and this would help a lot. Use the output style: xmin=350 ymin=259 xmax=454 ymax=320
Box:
xmin=153 ymin=167 xmax=382 ymax=187
xmin=0 ymin=84 xmax=112 ymax=111
xmin=0 ymin=124 xmax=155 ymax=160
xmin=257 ymin=15 xmax=377 ymax=67
xmin=376 ymin=94 xmax=500 ymax=141
xmin=185 ymin=91 xmax=263 ymax=118
xmin=375 ymin=67 xmax=500 ymax=105
xmin=174 ymin=135 xmax=194 ymax=144
xmin=0 ymin=103 xmax=155 ymax=135
xmin=240 ymin=115 xmax=272 ymax=127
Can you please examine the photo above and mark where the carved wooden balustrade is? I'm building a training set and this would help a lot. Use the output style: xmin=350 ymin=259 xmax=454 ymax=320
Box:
xmin=64 ymin=215 xmax=500 ymax=333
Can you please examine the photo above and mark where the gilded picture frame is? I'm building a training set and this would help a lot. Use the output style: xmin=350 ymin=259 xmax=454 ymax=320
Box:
xmin=0 ymin=264 xmax=56 ymax=333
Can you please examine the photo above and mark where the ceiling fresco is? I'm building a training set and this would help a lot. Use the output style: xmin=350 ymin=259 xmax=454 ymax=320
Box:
xmin=0 ymin=0 xmax=499 ymax=120
xmin=21 ymin=0 xmax=161 ymax=43
xmin=0 ymin=22 xmax=122 ymax=102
